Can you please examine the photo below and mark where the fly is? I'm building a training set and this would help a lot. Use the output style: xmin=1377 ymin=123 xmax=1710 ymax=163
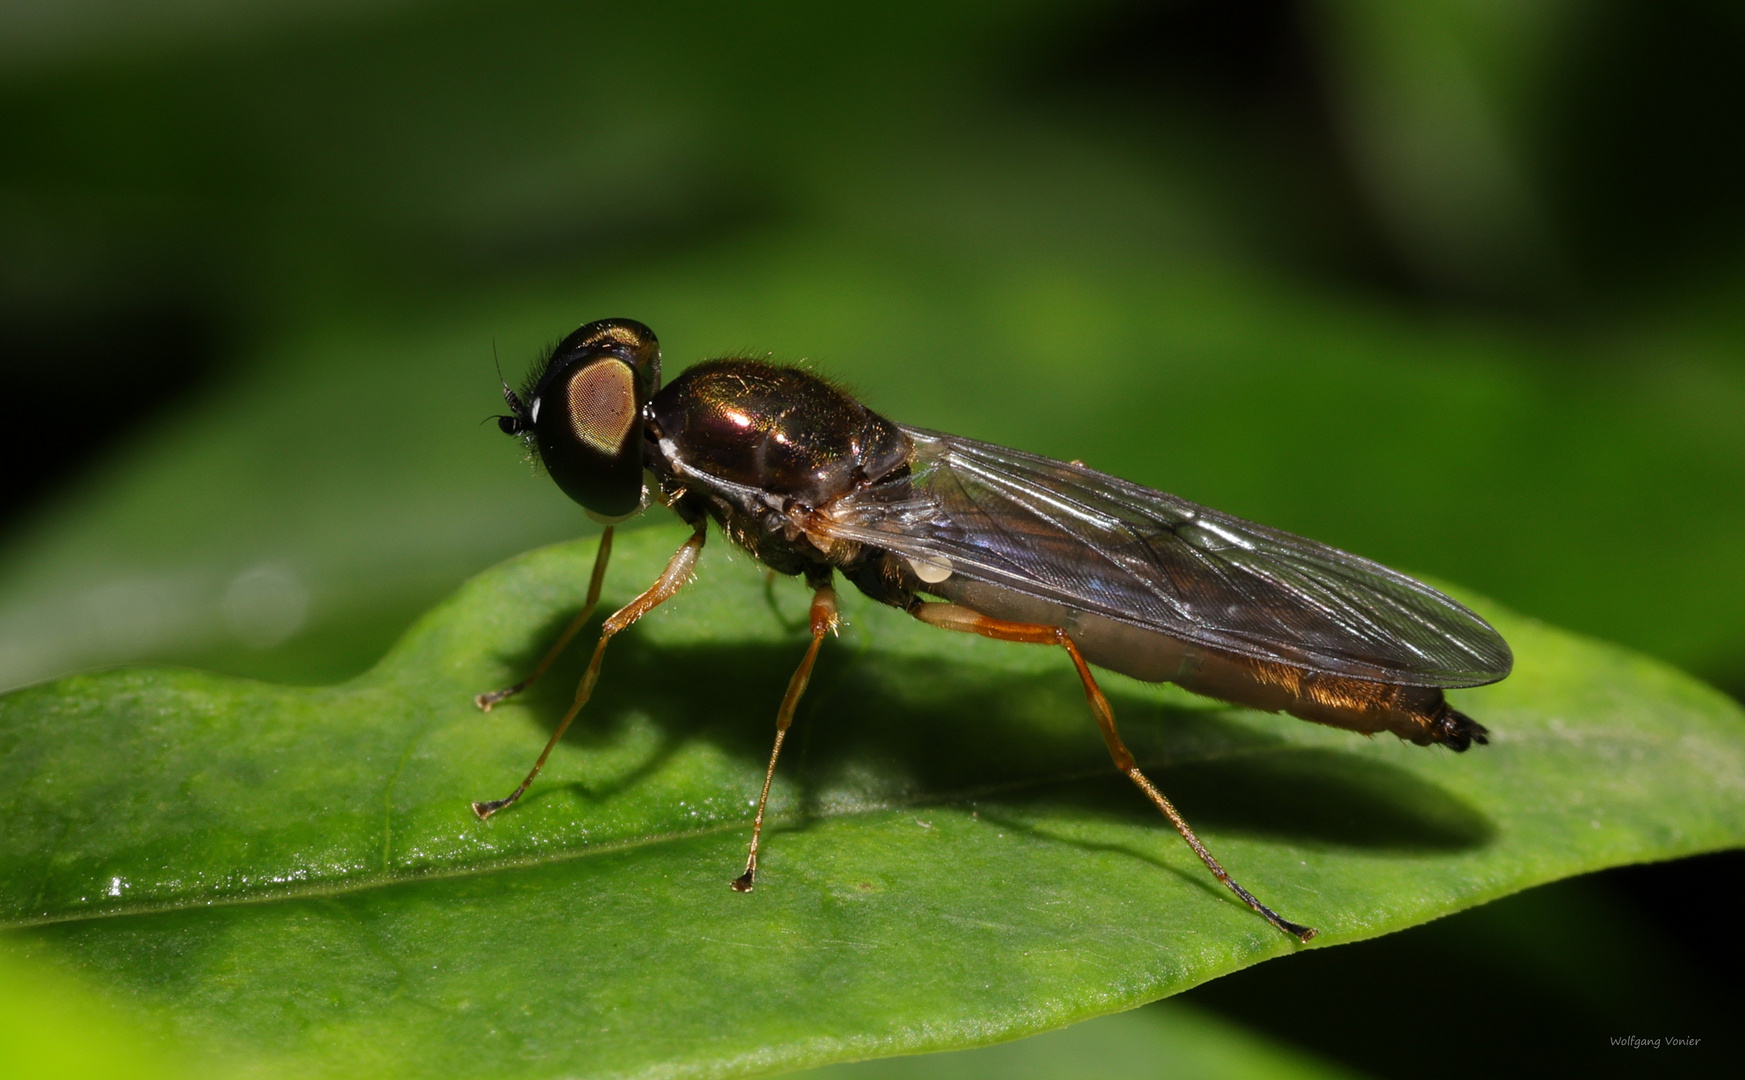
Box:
xmin=473 ymin=318 xmax=1513 ymax=942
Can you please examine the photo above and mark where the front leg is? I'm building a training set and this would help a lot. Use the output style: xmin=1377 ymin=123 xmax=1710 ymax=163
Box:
xmin=475 ymin=526 xmax=616 ymax=711
xmin=472 ymin=523 xmax=707 ymax=819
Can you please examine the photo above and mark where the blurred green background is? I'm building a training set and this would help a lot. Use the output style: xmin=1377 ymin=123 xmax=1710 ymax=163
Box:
xmin=1 ymin=0 xmax=1740 ymax=1076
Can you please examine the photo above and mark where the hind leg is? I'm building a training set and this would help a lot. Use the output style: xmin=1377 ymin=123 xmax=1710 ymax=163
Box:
xmin=911 ymin=600 xmax=1316 ymax=942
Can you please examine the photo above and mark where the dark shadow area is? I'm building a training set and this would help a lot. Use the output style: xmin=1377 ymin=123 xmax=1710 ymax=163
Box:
xmin=1606 ymin=849 xmax=1745 ymax=1008
xmin=482 ymin=607 xmax=1495 ymax=859
xmin=976 ymin=746 xmax=1492 ymax=865
xmin=0 ymin=301 xmax=222 ymax=531
xmin=1539 ymin=0 xmax=1745 ymax=299
xmin=977 ymin=746 xmax=1495 ymax=916
xmin=1183 ymin=848 xmax=1745 ymax=1079
xmin=1014 ymin=0 xmax=1745 ymax=316
xmin=1007 ymin=0 xmax=1423 ymax=300
xmin=1149 ymin=750 xmax=1492 ymax=851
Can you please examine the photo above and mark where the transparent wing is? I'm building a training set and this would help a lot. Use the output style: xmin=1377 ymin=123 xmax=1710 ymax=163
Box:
xmin=818 ymin=428 xmax=1512 ymax=687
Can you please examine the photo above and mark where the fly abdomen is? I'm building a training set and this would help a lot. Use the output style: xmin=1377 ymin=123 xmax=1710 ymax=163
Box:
xmin=1169 ymin=650 xmax=1488 ymax=751
xmin=923 ymin=575 xmax=1485 ymax=751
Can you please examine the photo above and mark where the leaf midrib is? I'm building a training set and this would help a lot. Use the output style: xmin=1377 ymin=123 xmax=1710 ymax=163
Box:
xmin=4 ymin=738 xmax=1323 ymax=932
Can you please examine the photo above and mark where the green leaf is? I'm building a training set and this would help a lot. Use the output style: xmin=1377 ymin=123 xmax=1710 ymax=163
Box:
xmin=3 ymin=523 xmax=1742 ymax=1078
xmin=801 ymin=1000 xmax=1360 ymax=1080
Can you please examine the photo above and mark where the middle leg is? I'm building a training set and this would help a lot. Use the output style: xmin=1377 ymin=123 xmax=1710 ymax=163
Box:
xmin=910 ymin=600 xmax=1317 ymax=942
xmin=732 ymin=582 xmax=839 ymax=892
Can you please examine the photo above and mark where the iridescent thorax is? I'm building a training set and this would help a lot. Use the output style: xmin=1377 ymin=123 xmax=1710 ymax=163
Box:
xmin=648 ymin=360 xmax=910 ymax=509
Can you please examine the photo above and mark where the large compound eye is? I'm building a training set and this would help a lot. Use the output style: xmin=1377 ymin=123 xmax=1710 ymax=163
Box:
xmin=567 ymin=359 xmax=638 ymax=454
xmin=523 ymin=319 xmax=657 ymax=519
xmin=533 ymin=354 xmax=647 ymax=518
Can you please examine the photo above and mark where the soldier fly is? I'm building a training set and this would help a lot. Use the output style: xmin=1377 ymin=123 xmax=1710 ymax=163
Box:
xmin=474 ymin=317 xmax=1513 ymax=942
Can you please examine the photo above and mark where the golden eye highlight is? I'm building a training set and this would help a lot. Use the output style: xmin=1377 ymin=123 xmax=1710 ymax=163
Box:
xmin=567 ymin=360 xmax=637 ymax=454
xmin=582 ymin=325 xmax=643 ymax=350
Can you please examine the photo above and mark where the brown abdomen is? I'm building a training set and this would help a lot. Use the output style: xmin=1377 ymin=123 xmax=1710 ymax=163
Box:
xmin=929 ymin=576 xmax=1488 ymax=752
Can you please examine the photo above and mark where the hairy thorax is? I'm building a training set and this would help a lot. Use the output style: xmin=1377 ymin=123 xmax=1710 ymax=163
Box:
xmin=646 ymin=359 xmax=913 ymax=584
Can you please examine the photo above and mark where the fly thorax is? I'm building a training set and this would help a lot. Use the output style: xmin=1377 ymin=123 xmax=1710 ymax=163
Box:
xmin=649 ymin=358 xmax=910 ymax=507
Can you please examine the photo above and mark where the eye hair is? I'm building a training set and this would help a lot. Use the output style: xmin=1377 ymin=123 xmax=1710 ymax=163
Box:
xmin=519 ymin=340 xmax=559 ymax=405
xmin=502 ymin=342 xmax=560 ymax=472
